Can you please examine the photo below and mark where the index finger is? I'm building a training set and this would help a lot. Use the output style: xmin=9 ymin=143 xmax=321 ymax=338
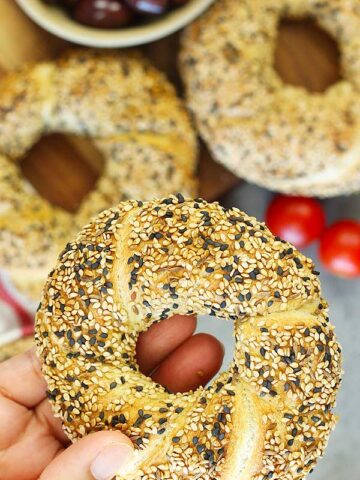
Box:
xmin=0 ymin=348 xmax=47 ymax=408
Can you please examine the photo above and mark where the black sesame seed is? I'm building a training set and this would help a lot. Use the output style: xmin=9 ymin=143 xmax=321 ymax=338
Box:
xmin=163 ymin=211 xmax=173 ymax=218
xmin=294 ymin=257 xmax=303 ymax=268
xmin=134 ymin=417 xmax=144 ymax=427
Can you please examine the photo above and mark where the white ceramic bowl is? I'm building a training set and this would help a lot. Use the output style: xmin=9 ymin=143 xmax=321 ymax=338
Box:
xmin=16 ymin=0 xmax=214 ymax=48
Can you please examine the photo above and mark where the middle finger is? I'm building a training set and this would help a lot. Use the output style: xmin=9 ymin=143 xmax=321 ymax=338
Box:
xmin=136 ymin=315 xmax=197 ymax=375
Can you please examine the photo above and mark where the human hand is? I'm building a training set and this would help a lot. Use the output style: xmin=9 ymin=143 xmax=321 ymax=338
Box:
xmin=0 ymin=315 xmax=224 ymax=480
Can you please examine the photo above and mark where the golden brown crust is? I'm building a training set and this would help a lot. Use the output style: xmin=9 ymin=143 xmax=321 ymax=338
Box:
xmin=0 ymin=49 xmax=197 ymax=301
xmin=180 ymin=0 xmax=360 ymax=196
xmin=36 ymin=196 xmax=342 ymax=480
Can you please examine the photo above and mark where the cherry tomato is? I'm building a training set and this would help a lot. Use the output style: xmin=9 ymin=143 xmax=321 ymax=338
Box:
xmin=319 ymin=220 xmax=360 ymax=278
xmin=265 ymin=195 xmax=326 ymax=248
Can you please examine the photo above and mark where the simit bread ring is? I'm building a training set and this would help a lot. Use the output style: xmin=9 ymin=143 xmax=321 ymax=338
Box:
xmin=180 ymin=0 xmax=360 ymax=196
xmin=0 ymin=49 xmax=197 ymax=301
xmin=36 ymin=196 xmax=342 ymax=480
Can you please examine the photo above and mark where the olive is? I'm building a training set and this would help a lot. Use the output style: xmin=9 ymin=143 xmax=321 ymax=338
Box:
xmin=43 ymin=0 xmax=79 ymax=5
xmin=170 ymin=0 xmax=189 ymax=5
xmin=74 ymin=0 xmax=133 ymax=28
xmin=125 ymin=0 xmax=168 ymax=15
xmin=42 ymin=0 xmax=189 ymax=28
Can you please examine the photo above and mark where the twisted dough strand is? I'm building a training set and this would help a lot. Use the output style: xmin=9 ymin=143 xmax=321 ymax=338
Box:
xmin=36 ymin=197 xmax=342 ymax=480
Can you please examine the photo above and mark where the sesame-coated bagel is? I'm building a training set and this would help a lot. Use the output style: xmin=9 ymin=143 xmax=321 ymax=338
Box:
xmin=36 ymin=196 xmax=342 ymax=480
xmin=180 ymin=0 xmax=360 ymax=196
xmin=0 ymin=49 xmax=197 ymax=300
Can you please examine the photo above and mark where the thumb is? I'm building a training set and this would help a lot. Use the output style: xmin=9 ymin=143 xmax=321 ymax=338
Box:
xmin=40 ymin=430 xmax=134 ymax=480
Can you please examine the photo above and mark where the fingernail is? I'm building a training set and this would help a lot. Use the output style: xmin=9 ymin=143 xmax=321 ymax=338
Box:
xmin=91 ymin=443 xmax=134 ymax=480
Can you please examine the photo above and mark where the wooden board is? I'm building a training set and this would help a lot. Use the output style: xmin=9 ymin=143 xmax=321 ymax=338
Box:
xmin=0 ymin=2 xmax=340 ymax=208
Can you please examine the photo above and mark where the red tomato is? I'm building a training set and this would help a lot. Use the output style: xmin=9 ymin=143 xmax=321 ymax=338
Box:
xmin=265 ymin=195 xmax=326 ymax=248
xmin=319 ymin=220 xmax=360 ymax=278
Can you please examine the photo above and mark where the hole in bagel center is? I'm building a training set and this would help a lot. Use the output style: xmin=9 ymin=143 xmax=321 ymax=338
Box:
xmin=20 ymin=133 xmax=105 ymax=213
xmin=274 ymin=17 xmax=342 ymax=93
xmin=135 ymin=314 xmax=235 ymax=394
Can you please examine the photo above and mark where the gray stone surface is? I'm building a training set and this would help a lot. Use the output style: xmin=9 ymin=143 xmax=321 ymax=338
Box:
xmin=196 ymin=183 xmax=360 ymax=480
